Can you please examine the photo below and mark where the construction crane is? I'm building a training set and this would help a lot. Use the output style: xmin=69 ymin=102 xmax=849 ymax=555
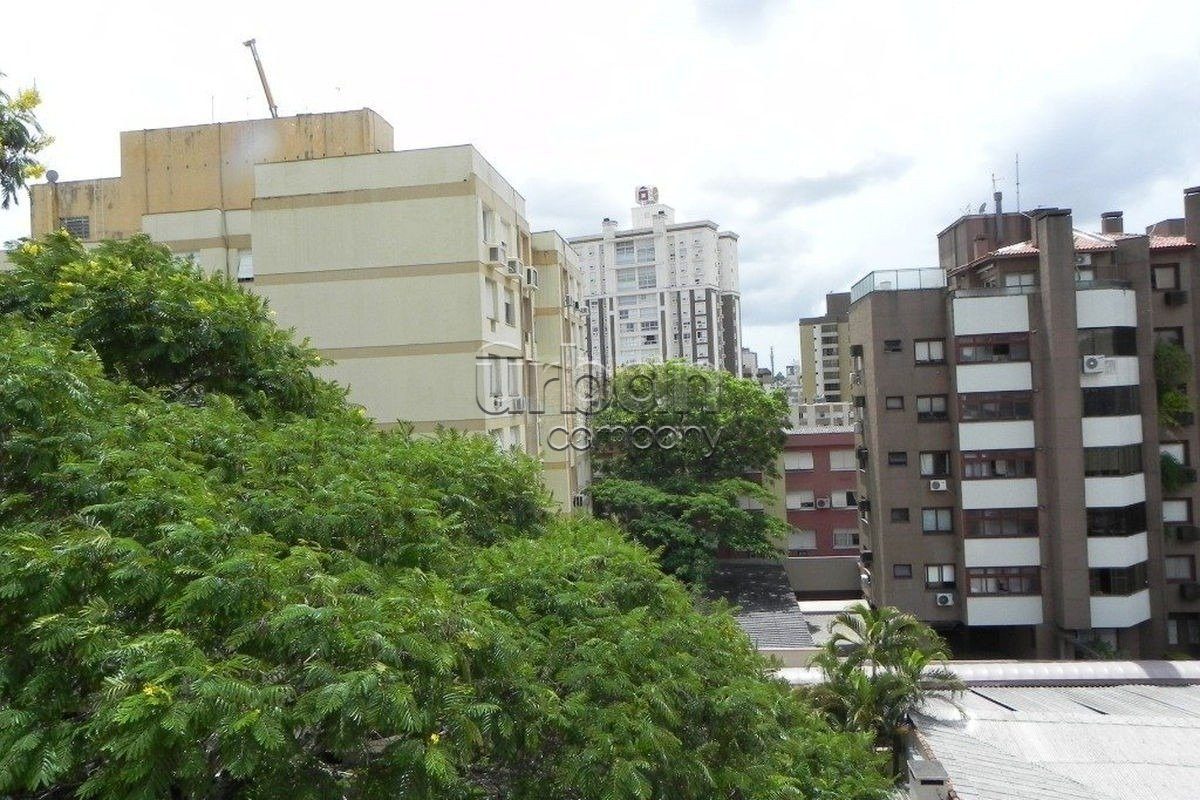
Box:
xmin=243 ymin=38 xmax=279 ymax=118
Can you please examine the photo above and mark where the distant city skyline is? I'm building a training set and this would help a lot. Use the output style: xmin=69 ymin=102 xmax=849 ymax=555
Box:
xmin=3 ymin=0 xmax=1198 ymax=366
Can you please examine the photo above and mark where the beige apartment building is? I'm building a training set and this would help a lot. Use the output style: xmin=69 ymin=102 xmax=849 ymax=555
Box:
xmin=850 ymin=189 xmax=1200 ymax=659
xmin=798 ymin=292 xmax=852 ymax=403
xmin=26 ymin=110 xmax=589 ymax=510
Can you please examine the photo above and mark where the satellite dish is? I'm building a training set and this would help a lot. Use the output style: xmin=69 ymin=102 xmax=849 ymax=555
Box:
xmin=46 ymin=170 xmax=59 ymax=184
xmin=978 ymin=202 xmax=987 ymax=214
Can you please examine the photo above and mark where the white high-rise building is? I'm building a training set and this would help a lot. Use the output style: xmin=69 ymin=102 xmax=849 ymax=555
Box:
xmin=569 ymin=187 xmax=742 ymax=374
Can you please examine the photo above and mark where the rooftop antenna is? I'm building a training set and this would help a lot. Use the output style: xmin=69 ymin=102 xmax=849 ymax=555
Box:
xmin=1015 ymin=153 xmax=1021 ymax=213
xmin=243 ymin=39 xmax=279 ymax=118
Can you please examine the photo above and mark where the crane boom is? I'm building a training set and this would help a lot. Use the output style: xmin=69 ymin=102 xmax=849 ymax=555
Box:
xmin=242 ymin=39 xmax=279 ymax=118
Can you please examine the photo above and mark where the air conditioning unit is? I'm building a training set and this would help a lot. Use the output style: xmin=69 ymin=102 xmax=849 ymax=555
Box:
xmin=507 ymin=257 xmax=522 ymax=277
xmin=935 ymin=592 xmax=956 ymax=607
xmin=929 ymin=479 xmax=949 ymax=492
xmin=526 ymin=267 xmax=540 ymax=289
xmin=510 ymin=396 xmax=528 ymax=413
xmin=1074 ymin=253 xmax=1093 ymax=267
xmin=487 ymin=244 xmax=507 ymax=265
xmin=815 ymin=497 xmax=831 ymax=509
xmin=1082 ymin=354 xmax=1106 ymax=374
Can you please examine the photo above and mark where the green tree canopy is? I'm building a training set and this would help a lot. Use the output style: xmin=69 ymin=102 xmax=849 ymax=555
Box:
xmin=0 ymin=76 xmax=50 ymax=209
xmin=0 ymin=235 xmax=889 ymax=799
xmin=589 ymin=361 xmax=790 ymax=584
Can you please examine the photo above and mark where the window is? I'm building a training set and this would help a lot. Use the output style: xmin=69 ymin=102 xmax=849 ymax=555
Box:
xmin=1004 ymin=272 xmax=1036 ymax=287
xmin=1168 ymin=613 xmax=1200 ymax=648
xmin=786 ymin=490 xmax=816 ymax=510
xmin=962 ymin=449 xmax=1035 ymax=479
xmin=59 ymin=216 xmax=90 ymax=239
xmin=484 ymin=279 xmax=499 ymax=321
xmin=958 ymin=391 xmax=1032 ymax=421
xmin=1164 ymin=499 xmax=1192 ymax=523
xmin=830 ymin=490 xmax=857 ymax=508
xmin=966 ymin=508 xmax=1039 ymax=538
xmin=891 ymin=508 xmax=910 ymax=522
xmin=237 ymin=250 xmax=254 ymax=281
xmin=968 ymin=566 xmax=1039 ymax=595
xmin=925 ymin=564 xmax=956 ymax=589
xmin=833 ymin=529 xmax=860 ymax=549
xmin=894 ymin=564 xmax=913 ymax=579
xmin=787 ymin=530 xmax=817 ymax=556
xmin=784 ymin=451 xmax=814 ymax=471
xmin=503 ymin=288 xmax=516 ymax=326
xmin=1082 ymin=386 xmax=1140 ymax=417
xmin=1166 ymin=556 xmax=1196 ymax=583
xmin=1078 ymin=327 xmax=1137 ymax=356
xmin=1153 ymin=263 xmax=1180 ymax=290
xmin=885 ymin=396 xmax=905 ymax=410
xmin=481 ymin=206 xmax=496 ymax=243
xmin=615 ymin=241 xmax=636 ymax=266
xmin=916 ymin=394 xmax=949 ymax=422
xmin=1083 ymin=444 xmax=1142 ymax=477
xmin=922 ymin=508 xmax=953 ymax=534
xmin=920 ymin=451 xmax=950 ymax=477
xmin=829 ymin=449 xmax=856 ymax=471
xmin=635 ymin=239 xmax=655 ymax=263
xmin=1089 ymin=562 xmax=1149 ymax=596
xmin=1156 ymin=327 xmax=1184 ymax=347
xmin=883 ymin=339 xmax=902 ymax=353
xmin=1087 ymin=503 xmax=1146 ymax=537
xmin=487 ymin=357 xmax=504 ymax=398
xmin=914 ymin=339 xmax=946 ymax=364
xmin=887 ymin=451 xmax=908 ymax=466
xmin=956 ymin=333 xmax=1030 ymax=364
xmin=1163 ymin=441 xmax=1189 ymax=465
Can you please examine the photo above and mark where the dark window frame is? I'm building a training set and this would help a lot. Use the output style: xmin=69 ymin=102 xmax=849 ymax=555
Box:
xmin=1089 ymin=562 xmax=1149 ymax=596
xmin=958 ymin=391 xmax=1033 ymax=421
xmin=887 ymin=451 xmax=908 ymax=467
xmin=967 ymin=566 xmax=1040 ymax=596
xmin=1087 ymin=502 xmax=1147 ymax=537
xmin=1083 ymin=443 xmax=1143 ymax=477
xmin=920 ymin=451 xmax=951 ymax=477
xmin=883 ymin=339 xmax=903 ymax=353
xmin=1078 ymin=326 xmax=1137 ymax=357
xmin=1152 ymin=263 xmax=1181 ymax=291
xmin=1165 ymin=555 xmax=1196 ymax=584
xmin=893 ymin=563 xmax=913 ymax=579
xmin=955 ymin=332 xmax=1031 ymax=364
xmin=1082 ymin=386 xmax=1141 ymax=417
xmin=916 ymin=394 xmax=949 ymax=422
xmin=921 ymin=507 xmax=954 ymax=534
xmin=885 ymin=395 xmax=905 ymax=410
xmin=891 ymin=508 xmax=910 ymax=523
xmin=962 ymin=449 xmax=1036 ymax=479
xmin=914 ymin=338 xmax=947 ymax=365
xmin=964 ymin=508 xmax=1039 ymax=538
xmin=924 ymin=563 xmax=957 ymax=589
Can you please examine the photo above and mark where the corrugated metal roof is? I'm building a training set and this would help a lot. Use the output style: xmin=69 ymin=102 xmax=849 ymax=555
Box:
xmin=915 ymin=685 xmax=1200 ymax=800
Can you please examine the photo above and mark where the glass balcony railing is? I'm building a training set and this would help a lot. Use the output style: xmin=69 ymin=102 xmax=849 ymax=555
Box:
xmin=850 ymin=268 xmax=946 ymax=303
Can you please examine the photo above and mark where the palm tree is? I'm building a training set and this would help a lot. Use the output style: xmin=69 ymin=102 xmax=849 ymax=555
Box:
xmin=803 ymin=603 xmax=963 ymax=781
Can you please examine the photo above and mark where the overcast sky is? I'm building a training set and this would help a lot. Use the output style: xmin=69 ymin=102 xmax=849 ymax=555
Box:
xmin=4 ymin=0 xmax=1199 ymax=367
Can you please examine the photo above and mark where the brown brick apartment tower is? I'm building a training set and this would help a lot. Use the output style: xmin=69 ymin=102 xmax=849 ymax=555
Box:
xmin=850 ymin=188 xmax=1200 ymax=659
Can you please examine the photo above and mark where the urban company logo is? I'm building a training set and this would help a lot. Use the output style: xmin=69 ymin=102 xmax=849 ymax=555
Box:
xmin=475 ymin=348 xmax=723 ymax=455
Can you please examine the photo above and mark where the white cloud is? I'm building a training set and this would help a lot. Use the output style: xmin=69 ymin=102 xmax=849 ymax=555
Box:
xmin=3 ymin=0 xmax=1199 ymax=365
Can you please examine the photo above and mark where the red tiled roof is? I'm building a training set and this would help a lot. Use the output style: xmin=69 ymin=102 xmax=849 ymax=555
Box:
xmin=958 ymin=229 xmax=1194 ymax=274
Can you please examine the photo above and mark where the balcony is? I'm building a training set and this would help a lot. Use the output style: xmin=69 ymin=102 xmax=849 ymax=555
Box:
xmin=850 ymin=268 xmax=946 ymax=303
xmin=966 ymin=595 xmax=1043 ymax=626
xmin=1090 ymin=588 xmax=1151 ymax=628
